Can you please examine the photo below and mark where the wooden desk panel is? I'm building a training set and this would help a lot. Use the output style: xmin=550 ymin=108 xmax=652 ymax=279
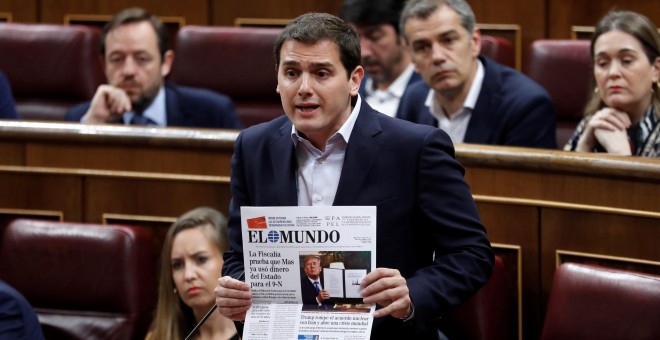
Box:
xmin=0 ymin=141 xmax=24 ymax=165
xmin=0 ymin=122 xmax=238 ymax=176
xmin=26 ymin=143 xmax=232 ymax=176
xmin=84 ymin=175 xmax=231 ymax=223
xmin=0 ymin=167 xmax=81 ymax=220
xmin=1 ymin=121 xmax=660 ymax=339
xmin=476 ymin=201 xmax=536 ymax=340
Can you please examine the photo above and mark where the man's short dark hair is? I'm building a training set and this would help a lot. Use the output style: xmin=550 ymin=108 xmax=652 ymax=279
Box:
xmin=274 ymin=12 xmax=361 ymax=78
xmin=339 ymin=0 xmax=405 ymax=35
xmin=100 ymin=7 xmax=169 ymax=59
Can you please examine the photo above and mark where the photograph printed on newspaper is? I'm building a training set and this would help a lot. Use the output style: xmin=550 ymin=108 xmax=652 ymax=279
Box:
xmin=240 ymin=206 xmax=377 ymax=340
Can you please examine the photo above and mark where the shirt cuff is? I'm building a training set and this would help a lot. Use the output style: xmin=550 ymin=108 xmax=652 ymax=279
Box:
xmin=398 ymin=302 xmax=415 ymax=322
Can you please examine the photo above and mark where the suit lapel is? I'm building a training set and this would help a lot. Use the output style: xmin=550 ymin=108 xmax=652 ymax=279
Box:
xmin=164 ymin=84 xmax=185 ymax=126
xmin=270 ymin=121 xmax=298 ymax=206
xmin=464 ymin=57 xmax=501 ymax=143
xmin=334 ymin=104 xmax=383 ymax=205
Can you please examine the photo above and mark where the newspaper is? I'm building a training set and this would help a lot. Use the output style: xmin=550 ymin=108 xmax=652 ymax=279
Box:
xmin=240 ymin=206 xmax=377 ymax=340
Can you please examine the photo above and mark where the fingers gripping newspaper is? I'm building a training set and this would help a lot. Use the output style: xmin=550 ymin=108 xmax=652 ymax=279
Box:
xmin=241 ymin=206 xmax=377 ymax=340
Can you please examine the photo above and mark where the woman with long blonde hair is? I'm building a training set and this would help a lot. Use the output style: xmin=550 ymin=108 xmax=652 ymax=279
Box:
xmin=146 ymin=207 xmax=238 ymax=340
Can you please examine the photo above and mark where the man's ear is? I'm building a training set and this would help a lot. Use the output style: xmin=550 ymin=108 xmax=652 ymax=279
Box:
xmin=160 ymin=50 xmax=175 ymax=77
xmin=349 ymin=65 xmax=365 ymax=96
xmin=470 ymin=27 xmax=481 ymax=58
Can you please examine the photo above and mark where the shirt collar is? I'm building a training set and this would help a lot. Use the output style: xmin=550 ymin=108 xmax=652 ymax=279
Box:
xmin=291 ymin=96 xmax=362 ymax=147
xmin=122 ymin=86 xmax=167 ymax=126
xmin=365 ymin=63 xmax=415 ymax=98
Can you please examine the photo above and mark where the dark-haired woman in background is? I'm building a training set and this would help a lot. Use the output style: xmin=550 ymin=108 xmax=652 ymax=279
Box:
xmin=565 ymin=11 xmax=660 ymax=157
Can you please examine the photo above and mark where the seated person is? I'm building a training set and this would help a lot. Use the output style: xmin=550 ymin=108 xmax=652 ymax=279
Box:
xmin=398 ymin=0 xmax=557 ymax=148
xmin=564 ymin=11 xmax=660 ymax=157
xmin=0 ymin=280 xmax=44 ymax=339
xmin=66 ymin=8 xmax=241 ymax=129
xmin=300 ymin=255 xmax=332 ymax=306
xmin=0 ymin=72 xmax=18 ymax=119
xmin=146 ymin=207 xmax=238 ymax=340
xmin=339 ymin=0 xmax=422 ymax=118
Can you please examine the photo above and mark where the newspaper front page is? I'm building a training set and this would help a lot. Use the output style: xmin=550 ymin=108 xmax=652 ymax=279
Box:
xmin=240 ymin=206 xmax=377 ymax=340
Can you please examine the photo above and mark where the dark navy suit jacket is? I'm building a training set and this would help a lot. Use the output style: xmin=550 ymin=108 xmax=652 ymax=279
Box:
xmin=398 ymin=57 xmax=557 ymax=148
xmin=0 ymin=72 xmax=19 ymax=119
xmin=222 ymin=100 xmax=494 ymax=339
xmin=65 ymin=83 xmax=242 ymax=129
xmin=0 ymin=280 xmax=44 ymax=340
xmin=358 ymin=70 xmax=423 ymax=119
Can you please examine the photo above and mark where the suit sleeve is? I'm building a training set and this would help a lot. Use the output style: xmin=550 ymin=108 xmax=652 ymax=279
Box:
xmin=222 ymin=131 xmax=247 ymax=279
xmin=0 ymin=75 xmax=18 ymax=119
xmin=216 ymin=96 xmax=242 ymax=129
xmin=407 ymin=128 xmax=494 ymax=326
xmin=500 ymin=87 xmax=558 ymax=149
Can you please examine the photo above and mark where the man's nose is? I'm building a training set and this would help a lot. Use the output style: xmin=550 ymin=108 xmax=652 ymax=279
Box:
xmin=431 ymin=42 xmax=448 ymax=64
xmin=121 ymin=56 xmax=137 ymax=75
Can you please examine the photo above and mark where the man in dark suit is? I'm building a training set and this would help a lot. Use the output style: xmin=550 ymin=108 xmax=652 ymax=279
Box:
xmin=214 ymin=12 xmax=493 ymax=339
xmin=0 ymin=72 xmax=18 ymax=119
xmin=65 ymin=7 xmax=241 ymax=129
xmin=300 ymin=255 xmax=331 ymax=306
xmin=398 ymin=0 xmax=556 ymax=149
xmin=0 ymin=280 xmax=44 ymax=339
xmin=340 ymin=0 xmax=422 ymax=119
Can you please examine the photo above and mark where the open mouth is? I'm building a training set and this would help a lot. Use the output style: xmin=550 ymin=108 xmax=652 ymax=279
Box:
xmin=296 ymin=105 xmax=320 ymax=112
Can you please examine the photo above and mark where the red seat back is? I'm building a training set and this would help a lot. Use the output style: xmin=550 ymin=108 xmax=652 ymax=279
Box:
xmin=525 ymin=40 xmax=592 ymax=148
xmin=0 ymin=219 xmax=156 ymax=340
xmin=170 ymin=26 xmax=285 ymax=127
xmin=541 ymin=263 xmax=660 ymax=340
xmin=0 ymin=23 xmax=105 ymax=121
xmin=480 ymin=35 xmax=515 ymax=69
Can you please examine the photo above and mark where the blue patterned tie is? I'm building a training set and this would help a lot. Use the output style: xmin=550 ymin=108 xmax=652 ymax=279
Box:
xmin=130 ymin=113 xmax=157 ymax=125
xmin=313 ymin=281 xmax=320 ymax=294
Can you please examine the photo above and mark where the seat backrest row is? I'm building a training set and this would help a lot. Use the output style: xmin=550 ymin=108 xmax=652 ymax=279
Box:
xmin=0 ymin=23 xmax=592 ymax=142
xmin=0 ymin=219 xmax=157 ymax=340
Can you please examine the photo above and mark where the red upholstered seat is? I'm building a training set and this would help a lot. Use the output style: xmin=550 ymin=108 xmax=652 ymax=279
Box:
xmin=541 ymin=263 xmax=660 ymax=340
xmin=169 ymin=26 xmax=285 ymax=128
xmin=0 ymin=219 xmax=156 ymax=340
xmin=525 ymin=40 xmax=592 ymax=148
xmin=480 ymin=35 xmax=515 ymax=69
xmin=0 ymin=23 xmax=105 ymax=121
xmin=438 ymin=255 xmax=513 ymax=340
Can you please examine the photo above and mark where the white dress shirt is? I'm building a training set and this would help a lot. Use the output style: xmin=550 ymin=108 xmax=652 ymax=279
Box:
xmin=425 ymin=60 xmax=484 ymax=144
xmin=364 ymin=64 xmax=415 ymax=117
xmin=292 ymin=97 xmax=362 ymax=206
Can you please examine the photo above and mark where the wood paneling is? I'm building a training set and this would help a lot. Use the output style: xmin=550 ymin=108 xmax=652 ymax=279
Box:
xmin=1 ymin=122 xmax=660 ymax=338
xmin=0 ymin=0 xmax=36 ymax=22
xmin=84 ymin=175 xmax=230 ymax=223
xmin=0 ymin=121 xmax=237 ymax=176
xmin=548 ymin=0 xmax=660 ymax=39
xmin=210 ymin=0 xmax=342 ymax=27
xmin=0 ymin=168 xmax=81 ymax=221
xmin=479 ymin=201 xmax=537 ymax=340
xmin=37 ymin=0 xmax=208 ymax=25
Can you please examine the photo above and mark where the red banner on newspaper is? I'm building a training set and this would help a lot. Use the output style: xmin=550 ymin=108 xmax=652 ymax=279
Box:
xmin=247 ymin=216 xmax=268 ymax=229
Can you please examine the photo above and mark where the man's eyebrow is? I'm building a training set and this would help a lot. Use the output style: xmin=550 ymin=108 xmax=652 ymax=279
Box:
xmin=281 ymin=60 xmax=300 ymax=67
xmin=309 ymin=62 xmax=334 ymax=69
